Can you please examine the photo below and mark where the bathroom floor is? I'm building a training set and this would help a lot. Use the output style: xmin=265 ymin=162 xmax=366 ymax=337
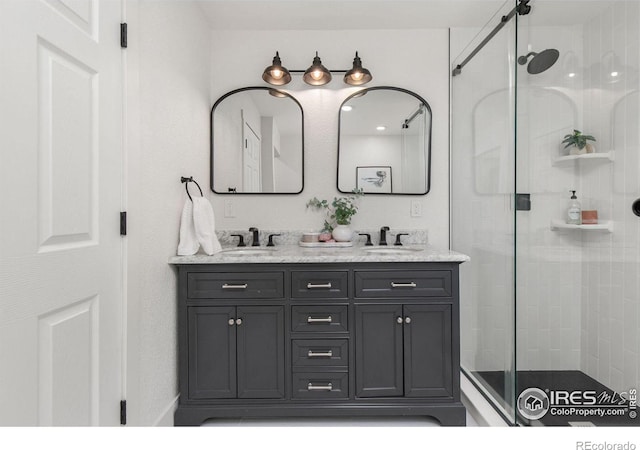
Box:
xmin=474 ymin=370 xmax=635 ymax=426
xmin=202 ymin=412 xmax=479 ymax=427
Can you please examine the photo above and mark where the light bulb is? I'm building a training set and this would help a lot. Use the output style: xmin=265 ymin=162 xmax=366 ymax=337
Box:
xmin=342 ymin=105 xmax=353 ymax=112
xmin=351 ymin=71 xmax=364 ymax=81
xmin=312 ymin=70 xmax=323 ymax=80
xmin=568 ymin=72 xmax=576 ymax=78
xmin=376 ymin=126 xmax=386 ymax=131
xmin=271 ymin=69 xmax=283 ymax=79
xmin=611 ymin=71 xmax=619 ymax=77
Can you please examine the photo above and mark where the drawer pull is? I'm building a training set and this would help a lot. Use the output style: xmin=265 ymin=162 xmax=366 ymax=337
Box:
xmin=306 ymin=282 xmax=332 ymax=289
xmin=307 ymin=382 xmax=333 ymax=391
xmin=390 ymin=282 xmax=417 ymax=288
xmin=307 ymin=350 xmax=333 ymax=358
xmin=222 ymin=283 xmax=248 ymax=290
xmin=307 ymin=315 xmax=332 ymax=323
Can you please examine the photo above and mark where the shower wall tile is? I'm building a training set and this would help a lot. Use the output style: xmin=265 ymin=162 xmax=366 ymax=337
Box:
xmin=581 ymin=0 xmax=640 ymax=394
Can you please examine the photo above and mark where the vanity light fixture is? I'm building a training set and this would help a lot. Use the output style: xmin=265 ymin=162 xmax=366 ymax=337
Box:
xmin=261 ymin=51 xmax=373 ymax=87
xmin=344 ymin=52 xmax=373 ymax=86
xmin=262 ymin=51 xmax=292 ymax=86
xmin=303 ymin=52 xmax=332 ymax=86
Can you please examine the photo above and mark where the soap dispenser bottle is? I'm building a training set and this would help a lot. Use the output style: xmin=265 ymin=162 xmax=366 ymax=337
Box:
xmin=567 ymin=190 xmax=582 ymax=225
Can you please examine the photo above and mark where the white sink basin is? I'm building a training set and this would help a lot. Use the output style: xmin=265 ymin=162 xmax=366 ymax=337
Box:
xmin=364 ymin=247 xmax=423 ymax=255
xmin=220 ymin=248 xmax=277 ymax=256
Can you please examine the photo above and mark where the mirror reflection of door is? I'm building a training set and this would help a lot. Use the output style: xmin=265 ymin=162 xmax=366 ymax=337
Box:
xmin=211 ymin=87 xmax=304 ymax=194
xmin=242 ymin=114 xmax=261 ymax=192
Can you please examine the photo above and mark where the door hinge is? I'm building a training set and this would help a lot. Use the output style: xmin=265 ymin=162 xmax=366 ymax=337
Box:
xmin=120 ymin=212 xmax=127 ymax=236
xmin=120 ymin=23 xmax=128 ymax=48
xmin=120 ymin=400 xmax=127 ymax=425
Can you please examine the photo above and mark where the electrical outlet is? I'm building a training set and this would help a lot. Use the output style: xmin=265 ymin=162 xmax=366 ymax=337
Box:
xmin=411 ymin=200 xmax=422 ymax=217
xmin=224 ymin=199 xmax=236 ymax=218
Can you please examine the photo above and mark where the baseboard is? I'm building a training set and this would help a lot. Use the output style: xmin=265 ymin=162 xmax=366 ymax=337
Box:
xmin=461 ymin=373 xmax=510 ymax=427
xmin=153 ymin=394 xmax=180 ymax=427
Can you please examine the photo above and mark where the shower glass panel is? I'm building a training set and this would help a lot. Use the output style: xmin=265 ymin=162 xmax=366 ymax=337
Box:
xmin=451 ymin=0 xmax=517 ymax=425
xmin=514 ymin=0 xmax=640 ymax=427
xmin=452 ymin=0 xmax=640 ymax=427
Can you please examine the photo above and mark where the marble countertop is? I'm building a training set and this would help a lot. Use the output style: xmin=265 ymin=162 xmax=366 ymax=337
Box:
xmin=169 ymin=244 xmax=470 ymax=265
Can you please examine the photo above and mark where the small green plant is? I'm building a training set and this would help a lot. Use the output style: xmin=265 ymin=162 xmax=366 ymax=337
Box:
xmin=562 ymin=129 xmax=596 ymax=150
xmin=306 ymin=190 xmax=364 ymax=231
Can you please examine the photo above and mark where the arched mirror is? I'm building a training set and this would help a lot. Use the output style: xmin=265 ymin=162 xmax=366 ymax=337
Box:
xmin=211 ymin=87 xmax=304 ymax=194
xmin=337 ymin=86 xmax=432 ymax=195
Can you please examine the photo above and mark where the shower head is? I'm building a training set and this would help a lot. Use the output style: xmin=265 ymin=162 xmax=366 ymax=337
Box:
xmin=517 ymin=48 xmax=560 ymax=74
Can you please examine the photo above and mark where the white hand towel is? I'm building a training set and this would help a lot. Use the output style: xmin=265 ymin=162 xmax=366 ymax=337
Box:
xmin=177 ymin=200 xmax=199 ymax=256
xmin=192 ymin=197 xmax=222 ymax=255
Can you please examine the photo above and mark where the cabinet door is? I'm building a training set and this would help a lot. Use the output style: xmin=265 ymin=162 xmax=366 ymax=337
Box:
xmin=188 ymin=306 xmax=236 ymax=399
xmin=355 ymin=304 xmax=404 ymax=397
xmin=403 ymin=304 xmax=453 ymax=398
xmin=236 ymin=306 xmax=285 ymax=399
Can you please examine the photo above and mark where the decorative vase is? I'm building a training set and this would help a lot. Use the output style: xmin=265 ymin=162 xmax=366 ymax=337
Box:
xmin=586 ymin=143 xmax=596 ymax=154
xmin=331 ymin=225 xmax=353 ymax=242
xmin=569 ymin=145 xmax=587 ymax=156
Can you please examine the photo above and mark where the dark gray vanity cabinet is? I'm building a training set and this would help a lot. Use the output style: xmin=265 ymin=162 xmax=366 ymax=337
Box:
xmin=355 ymin=304 xmax=453 ymax=399
xmin=174 ymin=262 xmax=465 ymax=426
xmin=188 ymin=305 xmax=285 ymax=400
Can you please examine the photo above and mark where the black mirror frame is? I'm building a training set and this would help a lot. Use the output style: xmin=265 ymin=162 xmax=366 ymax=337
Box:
xmin=210 ymin=86 xmax=305 ymax=195
xmin=337 ymin=86 xmax=432 ymax=195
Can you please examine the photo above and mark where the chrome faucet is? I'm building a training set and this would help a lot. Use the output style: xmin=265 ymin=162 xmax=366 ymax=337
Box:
xmin=249 ymin=227 xmax=260 ymax=246
xmin=379 ymin=226 xmax=390 ymax=246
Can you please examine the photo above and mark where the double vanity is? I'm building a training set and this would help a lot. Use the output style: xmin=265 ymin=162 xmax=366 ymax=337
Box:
xmin=170 ymin=240 xmax=469 ymax=426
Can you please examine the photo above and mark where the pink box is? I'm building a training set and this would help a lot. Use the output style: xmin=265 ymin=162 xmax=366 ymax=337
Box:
xmin=582 ymin=210 xmax=598 ymax=224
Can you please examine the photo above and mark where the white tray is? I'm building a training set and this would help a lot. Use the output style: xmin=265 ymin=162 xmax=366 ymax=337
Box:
xmin=298 ymin=241 xmax=353 ymax=248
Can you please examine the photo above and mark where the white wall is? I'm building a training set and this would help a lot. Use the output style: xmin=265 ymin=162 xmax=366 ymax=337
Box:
xmin=126 ymin=0 xmax=211 ymax=425
xmin=208 ymin=29 xmax=450 ymax=247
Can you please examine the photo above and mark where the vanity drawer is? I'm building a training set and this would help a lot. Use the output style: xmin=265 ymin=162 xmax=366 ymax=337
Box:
xmin=292 ymin=339 xmax=349 ymax=368
xmin=291 ymin=305 xmax=348 ymax=333
xmin=292 ymin=372 xmax=348 ymax=400
xmin=354 ymin=270 xmax=452 ymax=298
xmin=291 ymin=271 xmax=348 ymax=299
xmin=187 ymin=272 xmax=284 ymax=299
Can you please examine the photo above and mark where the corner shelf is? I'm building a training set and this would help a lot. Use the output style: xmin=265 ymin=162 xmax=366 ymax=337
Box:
xmin=550 ymin=219 xmax=613 ymax=232
xmin=552 ymin=151 xmax=614 ymax=165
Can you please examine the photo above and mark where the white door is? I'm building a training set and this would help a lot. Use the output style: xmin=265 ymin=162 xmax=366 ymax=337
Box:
xmin=0 ymin=0 xmax=124 ymax=425
xmin=242 ymin=121 xmax=261 ymax=192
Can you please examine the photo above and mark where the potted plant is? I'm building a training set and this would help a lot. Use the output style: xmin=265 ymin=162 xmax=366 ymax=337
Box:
xmin=562 ymin=129 xmax=596 ymax=155
xmin=306 ymin=190 xmax=364 ymax=242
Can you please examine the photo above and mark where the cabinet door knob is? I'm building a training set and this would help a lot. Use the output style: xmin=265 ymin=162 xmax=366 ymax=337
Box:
xmin=405 ymin=317 xmax=411 ymax=324
xmin=228 ymin=318 xmax=235 ymax=326
xmin=235 ymin=318 xmax=243 ymax=326
xmin=396 ymin=317 xmax=403 ymax=324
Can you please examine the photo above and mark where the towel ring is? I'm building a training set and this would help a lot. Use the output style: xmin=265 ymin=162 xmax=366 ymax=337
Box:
xmin=180 ymin=176 xmax=203 ymax=202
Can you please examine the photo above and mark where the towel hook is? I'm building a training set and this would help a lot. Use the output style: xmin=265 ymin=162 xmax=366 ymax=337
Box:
xmin=180 ymin=176 xmax=203 ymax=202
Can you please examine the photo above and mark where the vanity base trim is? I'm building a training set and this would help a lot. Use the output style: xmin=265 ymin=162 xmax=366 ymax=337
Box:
xmin=174 ymin=401 xmax=466 ymax=426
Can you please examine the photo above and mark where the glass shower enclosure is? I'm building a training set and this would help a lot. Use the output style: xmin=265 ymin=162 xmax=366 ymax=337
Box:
xmin=451 ymin=0 xmax=640 ymax=426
